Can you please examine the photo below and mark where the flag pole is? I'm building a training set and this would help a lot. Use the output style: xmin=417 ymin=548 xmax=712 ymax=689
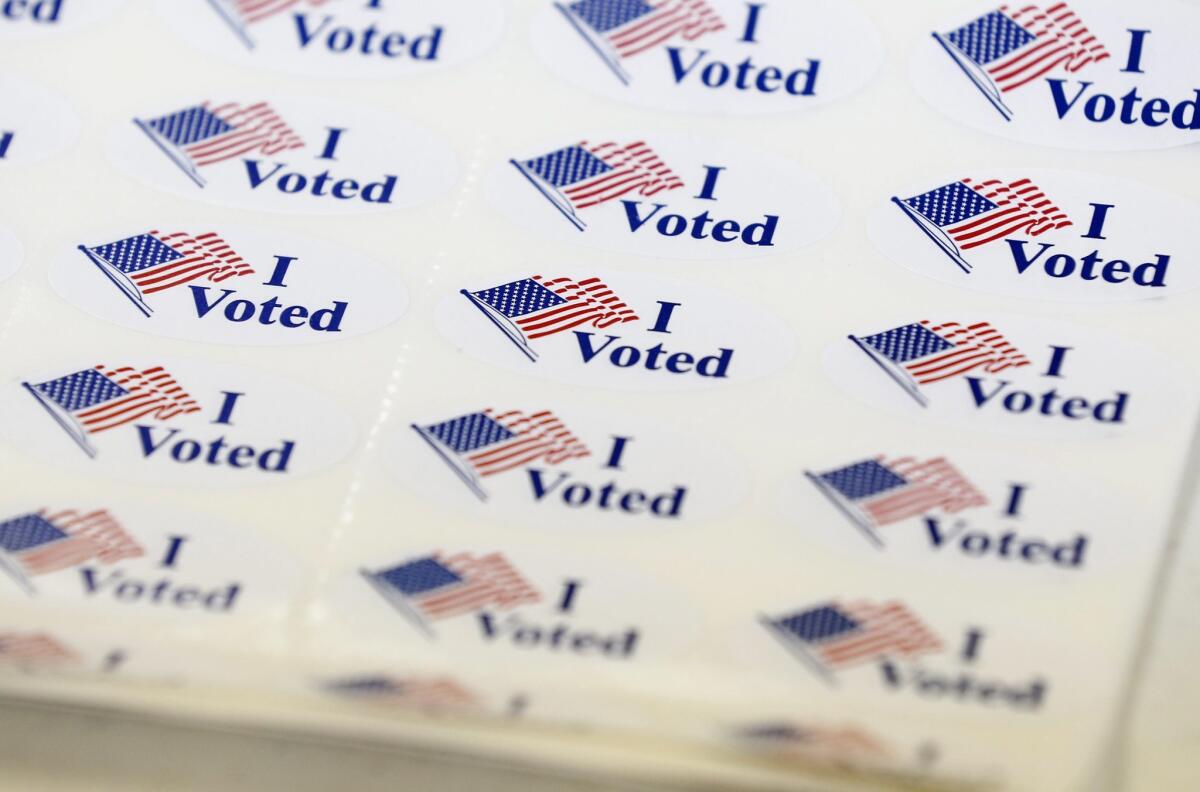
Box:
xmin=460 ymin=290 xmax=538 ymax=362
xmin=931 ymin=33 xmax=1013 ymax=121
xmin=410 ymin=425 xmax=489 ymax=502
xmin=554 ymin=3 xmax=631 ymax=85
xmin=78 ymin=245 xmax=153 ymax=318
xmin=759 ymin=615 xmax=837 ymax=686
xmin=847 ymin=335 xmax=928 ymax=408
xmin=804 ymin=471 xmax=886 ymax=549
xmin=509 ymin=159 xmax=586 ymax=231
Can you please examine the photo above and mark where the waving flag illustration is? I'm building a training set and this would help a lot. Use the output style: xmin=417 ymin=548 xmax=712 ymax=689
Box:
xmin=23 ymin=365 xmax=202 ymax=458
xmin=412 ymin=409 xmax=590 ymax=500
xmin=324 ymin=675 xmax=479 ymax=709
xmin=805 ymin=456 xmax=987 ymax=547
xmin=78 ymin=230 xmax=254 ymax=318
xmin=556 ymin=0 xmax=726 ymax=84
xmin=511 ymin=140 xmax=683 ymax=231
xmin=892 ymin=177 xmax=1072 ymax=273
xmin=933 ymin=3 xmax=1110 ymax=120
xmin=0 ymin=632 xmax=78 ymax=667
xmin=760 ymin=600 xmax=942 ymax=681
xmin=206 ymin=0 xmax=336 ymax=49
xmin=737 ymin=722 xmax=888 ymax=761
xmin=0 ymin=509 xmax=143 ymax=595
xmin=135 ymin=101 xmax=304 ymax=188
xmin=461 ymin=274 xmax=638 ymax=362
xmin=361 ymin=550 xmax=540 ymax=636
xmin=848 ymin=320 xmax=1031 ymax=407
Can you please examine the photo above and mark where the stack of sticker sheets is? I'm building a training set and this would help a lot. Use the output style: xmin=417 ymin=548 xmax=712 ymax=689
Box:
xmin=2 ymin=2 xmax=1198 ymax=790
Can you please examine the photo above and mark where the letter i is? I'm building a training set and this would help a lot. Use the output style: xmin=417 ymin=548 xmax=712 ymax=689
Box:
xmin=0 ymin=132 xmax=11 ymax=159
xmin=647 ymin=301 xmax=682 ymax=334
xmin=212 ymin=391 xmax=245 ymax=426
xmin=605 ymin=436 xmax=633 ymax=469
xmin=558 ymin=579 xmax=582 ymax=613
xmin=1043 ymin=346 xmax=1072 ymax=378
xmin=739 ymin=3 xmax=765 ymax=43
xmin=1122 ymin=30 xmax=1151 ymax=73
xmin=263 ymin=255 xmax=297 ymax=288
xmin=317 ymin=128 xmax=346 ymax=161
xmin=1081 ymin=203 xmax=1115 ymax=240
xmin=161 ymin=535 xmax=188 ymax=569
xmin=1003 ymin=483 xmax=1028 ymax=518
xmin=694 ymin=166 xmax=726 ymax=201
xmin=960 ymin=628 xmax=985 ymax=663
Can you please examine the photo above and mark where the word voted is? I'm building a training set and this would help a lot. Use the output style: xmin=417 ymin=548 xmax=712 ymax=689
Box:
xmin=622 ymin=166 xmax=779 ymax=247
xmin=525 ymin=436 xmax=687 ymax=519
xmin=81 ymin=568 xmax=240 ymax=612
xmin=1 ymin=0 xmax=61 ymax=22
xmin=134 ymin=392 xmax=295 ymax=474
xmin=478 ymin=612 xmax=639 ymax=659
xmin=295 ymin=14 xmax=442 ymax=60
xmin=573 ymin=302 xmax=734 ymax=379
xmin=189 ymin=256 xmax=348 ymax=333
xmin=965 ymin=347 xmax=1130 ymax=425
xmin=244 ymin=129 xmax=396 ymax=203
xmin=925 ymin=518 xmax=1088 ymax=569
xmin=664 ymin=5 xmax=823 ymax=98
xmin=881 ymin=661 xmax=1047 ymax=711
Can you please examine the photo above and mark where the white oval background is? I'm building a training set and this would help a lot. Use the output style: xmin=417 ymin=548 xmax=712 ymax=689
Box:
xmin=911 ymin=0 xmax=1200 ymax=151
xmin=869 ymin=169 xmax=1200 ymax=303
xmin=384 ymin=402 xmax=748 ymax=528
xmin=529 ymin=0 xmax=881 ymax=115
xmin=824 ymin=313 xmax=1188 ymax=439
xmin=108 ymin=93 xmax=459 ymax=215
xmin=317 ymin=545 xmax=702 ymax=668
xmin=0 ymin=226 xmax=21 ymax=284
xmin=487 ymin=132 xmax=840 ymax=260
xmin=50 ymin=224 xmax=408 ymax=346
xmin=1 ymin=357 xmax=358 ymax=485
xmin=159 ymin=0 xmax=504 ymax=79
xmin=0 ymin=76 xmax=79 ymax=166
xmin=436 ymin=269 xmax=795 ymax=390
xmin=775 ymin=451 xmax=1149 ymax=581
xmin=0 ymin=499 xmax=304 ymax=628
xmin=0 ymin=0 xmax=126 ymax=39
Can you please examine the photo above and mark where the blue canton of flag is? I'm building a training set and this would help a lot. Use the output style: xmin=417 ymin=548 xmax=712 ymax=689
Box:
xmin=461 ymin=274 xmax=637 ymax=362
xmin=805 ymin=456 xmax=987 ymax=547
xmin=323 ymin=675 xmax=478 ymax=709
xmin=932 ymin=3 xmax=1110 ymax=120
xmin=0 ymin=509 xmax=142 ymax=595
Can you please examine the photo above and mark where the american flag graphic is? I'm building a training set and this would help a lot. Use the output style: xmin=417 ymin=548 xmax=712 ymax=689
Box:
xmin=894 ymin=178 xmax=1072 ymax=272
xmin=222 ymin=0 xmax=334 ymax=25
xmin=80 ymin=230 xmax=253 ymax=317
xmin=324 ymin=675 xmax=479 ymax=709
xmin=362 ymin=551 xmax=540 ymax=633
xmin=808 ymin=456 xmax=987 ymax=545
xmin=0 ymin=632 xmax=78 ymax=666
xmin=934 ymin=3 xmax=1109 ymax=119
xmin=850 ymin=320 xmax=1031 ymax=406
xmin=737 ymin=722 xmax=888 ymax=760
xmin=23 ymin=365 xmax=201 ymax=457
xmin=135 ymin=101 xmax=304 ymax=187
xmin=412 ymin=409 xmax=590 ymax=500
xmin=558 ymin=0 xmax=726 ymax=70
xmin=0 ymin=510 xmax=142 ymax=593
xmin=512 ymin=141 xmax=683 ymax=230
xmin=463 ymin=275 xmax=637 ymax=362
xmin=763 ymin=600 xmax=942 ymax=677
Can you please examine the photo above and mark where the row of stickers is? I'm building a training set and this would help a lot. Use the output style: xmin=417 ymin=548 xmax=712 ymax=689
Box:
xmin=4 ymin=0 xmax=1200 ymax=151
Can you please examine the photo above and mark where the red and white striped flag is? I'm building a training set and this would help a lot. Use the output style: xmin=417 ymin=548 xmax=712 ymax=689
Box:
xmin=0 ymin=632 xmax=78 ymax=666
xmin=813 ymin=601 xmax=943 ymax=671
xmin=0 ymin=509 xmax=143 ymax=576
xmin=861 ymin=456 xmax=987 ymax=527
xmin=184 ymin=101 xmax=304 ymax=167
xmin=987 ymin=3 xmax=1110 ymax=93
xmin=228 ymin=0 xmax=335 ymax=25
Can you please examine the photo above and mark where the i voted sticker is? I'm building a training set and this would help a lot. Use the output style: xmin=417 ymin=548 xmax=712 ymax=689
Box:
xmin=529 ymin=0 xmax=881 ymax=115
xmin=386 ymin=403 xmax=746 ymax=526
xmin=436 ymin=269 xmax=794 ymax=390
xmin=50 ymin=224 xmax=408 ymax=346
xmin=823 ymin=314 xmax=1186 ymax=438
xmin=1 ymin=358 xmax=357 ymax=485
xmin=108 ymin=94 xmax=459 ymax=214
xmin=0 ymin=501 xmax=302 ymax=629
xmin=161 ymin=0 xmax=504 ymax=78
xmin=912 ymin=0 xmax=1200 ymax=150
xmin=488 ymin=133 xmax=839 ymax=260
xmin=0 ymin=227 xmax=21 ymax=284
xmin=780 ymin=452 xmax=1148 ymax=579
xmin=322 ymin=547 xmax=700 ymax=666
xmin=0 ymin=0 xmax=126 ymax=38
xmin=869 ymin=169 xmax=1200 ymax=303
xmin=0 ymin=76 xmax=79 ymax=167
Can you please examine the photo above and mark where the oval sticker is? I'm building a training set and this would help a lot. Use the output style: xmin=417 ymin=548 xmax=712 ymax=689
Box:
xmin=911 ymin=0 xmax=1200 ymax=151
xmin=0 ymin=226 xmax=21 ymax=284
xmin=868 ymin=169 xmax=1200 ymax=303
xmin=50 ymin=224 xmax=408 ymax=346
xmin=0 ymin=0 xmax=126 ymax=38
xmin=436 ymin=269 xmax=794 ymax=390
xmin=0 ymin=357 xmax=357 ymax=485
xmin=0 ymin=500 xmax=303 ymax=633
xmin=0 ymin=76 xmax=79 ymax=167
xmin=823 ymin=313 xmax=1188 ymax=439
xmin=159 ymin=0 xmax=504 ymax=79
xmin=385 ymin=401 xmax=747 ymax=527
xmin=486 ymin=132 xmax=839 ymax=260
xmin=529 ymin=0 xmax=881 ymax=115
xmin=107 ymin=94 xmax=459 ymax=214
